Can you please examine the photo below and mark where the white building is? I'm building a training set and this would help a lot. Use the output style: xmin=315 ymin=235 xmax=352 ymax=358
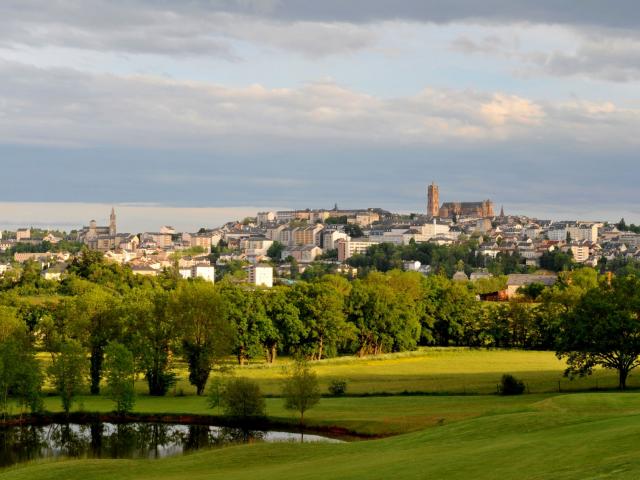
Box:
xmin=180 ymin=265 xmax=215 ymax=282
xmin=247 ymin=264 xmax=273 ymax=288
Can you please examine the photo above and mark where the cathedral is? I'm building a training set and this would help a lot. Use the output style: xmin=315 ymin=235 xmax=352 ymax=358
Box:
xmin=427 ymin=183 xmax=494 ymax=219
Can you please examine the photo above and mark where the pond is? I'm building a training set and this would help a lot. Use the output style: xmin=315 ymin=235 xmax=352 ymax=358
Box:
xmin=0 ymin=422 xmax=343 ymax=468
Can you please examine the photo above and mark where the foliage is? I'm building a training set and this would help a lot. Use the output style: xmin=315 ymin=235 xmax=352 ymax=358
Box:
xmin=498 ymin=374 xmax=525 ymax=395
xmin=347 ymin=271 xmax=421 ymax=355
xmin=266 ymin=241 xmax=285 ymax=261
xmin=292 ymin=279 xmax=354 ymax=359
xmin=48 ymin=340 xmax=87 ymax=414
xmin=556 ymin=275 xmax=640 ymax=389
xmin=328 ymin=379 xmax=348 ymax=396
xmin=617 ymin=218 xmax=640 ymax=234
xmin=219 ymin=377 xmax=266 ymax=421
xmin=0 ymin=318 xmax=43 ymax=415
xmin=104 ymin=342 xmax=136 ymax=414
xmin=343 ymin=224 xmax=364 ymax=238
xmin=517 ymin=282 xmax=546 ymax=301
xmin=540 ymin=249 xmax=574 ymax=272
xmin=170 ymin=281 xmax=232 ymax=395
xmin=219 ymin=282 xmax=272 ymax=365
xmin=282 ymin=360 xmax=320 ymax=424
xmin=120 ymin=287 xmax=177 ymax=396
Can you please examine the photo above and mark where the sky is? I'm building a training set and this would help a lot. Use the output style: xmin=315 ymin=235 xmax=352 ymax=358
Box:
xmin=0 ymin=1 xmax=639 ymax=231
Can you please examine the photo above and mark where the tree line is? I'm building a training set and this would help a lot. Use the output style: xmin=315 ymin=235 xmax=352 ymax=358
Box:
xmin=1 ymin=249 xmax=640 ymax=419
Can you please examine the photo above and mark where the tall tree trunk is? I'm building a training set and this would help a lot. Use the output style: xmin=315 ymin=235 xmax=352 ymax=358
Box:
xmin=619 ymin=367 xmax=629 ymax=390
xmin=90 ymin=344 xmax=104 ymax=395
xmin=270 ymin=345 xmax=277 ymax=363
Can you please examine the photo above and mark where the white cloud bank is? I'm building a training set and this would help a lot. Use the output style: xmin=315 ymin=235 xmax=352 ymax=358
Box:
xmin=1 ymin=61 xmax=638 ymax=152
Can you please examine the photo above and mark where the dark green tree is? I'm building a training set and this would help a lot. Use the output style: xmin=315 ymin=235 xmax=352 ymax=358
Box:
xmin=266 ymin=241 xmax=285 ymax=261
xmin=171 ymin=281 xmax=232 ymax=395
xmin=219 ymin=377 xmax=266 ymax=421
xmin=556 ymin=275 xmax=640 ymax=389
xmin=121 ymin=287 xmax=177 ymax=396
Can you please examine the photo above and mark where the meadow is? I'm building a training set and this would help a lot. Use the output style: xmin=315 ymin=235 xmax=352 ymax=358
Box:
xmin=6 ymin=393 xmax=640 ymax=479
xmin=165 ymin=347 xmax=636 ymax=397
xmin=6 ymin=348 xmax=640 ymax=479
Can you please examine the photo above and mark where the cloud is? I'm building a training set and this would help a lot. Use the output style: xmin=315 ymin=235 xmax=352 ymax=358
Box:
xmin=1 ymin=61 xmax=638 ymax=152
xmin=0 ymin=2 xmax=378 ymax=58
xmin=1 ymin=1 xmax=639 ymax=60
xmin=531 ymin=35 xmax=640 ymax=82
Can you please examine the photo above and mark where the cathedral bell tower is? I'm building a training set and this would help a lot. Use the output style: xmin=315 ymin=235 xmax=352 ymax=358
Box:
xmin=109 ymin=207 xmax=117 ymax=237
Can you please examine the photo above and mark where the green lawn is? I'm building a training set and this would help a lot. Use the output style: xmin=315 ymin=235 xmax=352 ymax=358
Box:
xmin=9 ymin=349 xmax=640 ymax=479
xmin=171 ymin=348 xmax=632 ymax=396
xmin=38 ymin=348 xmax=631 ymax=397
xmin=6 ymin=393 xmax=640 ymax=479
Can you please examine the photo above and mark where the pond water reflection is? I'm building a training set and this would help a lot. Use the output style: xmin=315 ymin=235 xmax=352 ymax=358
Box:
xmin=0 ymin=422 xmax=342 ymax=467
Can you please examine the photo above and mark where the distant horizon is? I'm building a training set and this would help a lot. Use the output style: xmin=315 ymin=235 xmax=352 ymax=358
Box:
xmin=1 ymin=200 xmax=638 ymax=234
xmin=1 ymin=2 xmax=639 ymax=225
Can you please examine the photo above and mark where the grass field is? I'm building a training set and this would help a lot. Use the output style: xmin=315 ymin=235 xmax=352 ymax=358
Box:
xmin=7 ymin=348 xmax=640 ymax=479
xmin=167 ymin=348 xmax=634 ymax=396
xmin=6 ymin=393 xmax=640 ymax=479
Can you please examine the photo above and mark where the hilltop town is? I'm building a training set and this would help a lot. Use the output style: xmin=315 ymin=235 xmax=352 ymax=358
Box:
xmin=1 ymin=183 xmax=639 ymax=295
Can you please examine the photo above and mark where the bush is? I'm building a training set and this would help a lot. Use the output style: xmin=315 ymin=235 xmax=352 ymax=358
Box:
xmin=328 ymin=379 xmax=348 ymax=396
xmin=220 ymin=377 xmax=266 ymax=420
xmin=499 ymin=374 xmax=525 ymax=395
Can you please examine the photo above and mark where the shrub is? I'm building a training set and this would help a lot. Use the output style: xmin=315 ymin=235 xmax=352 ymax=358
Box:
xmin=220 ymin=377 xmax=266 ymax=420
xmin=499 ymin=374 xmax=525 ymax=395
xmin=328 ymin=379 xmax=348 ymax=396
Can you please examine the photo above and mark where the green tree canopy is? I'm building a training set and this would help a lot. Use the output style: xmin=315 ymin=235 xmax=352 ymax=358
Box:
xmin=556 ymin=275 xmax=640 ymax=389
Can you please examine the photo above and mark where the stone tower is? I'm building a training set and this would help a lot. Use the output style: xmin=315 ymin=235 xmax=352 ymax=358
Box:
xmin=427 ymin=182 xmax=439 ymax=218
xmin=109 ymin=207 xmax=117 ymax=237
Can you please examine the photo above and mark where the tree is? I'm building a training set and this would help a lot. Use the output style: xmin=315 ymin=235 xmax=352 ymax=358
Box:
xmin=266 ymin=241 xmax=285 ymax=262
xmin=344 ymin=224 xmax=364 ymax=238
xmin=219 ymin=282 xmax=271 ymax=365
xmin=104 ymin=342 xmax=136 ymax=414
xmin=60 ymin=286 xmax=120 ymax=395
xmin=347 ymin=272 xmax=421 ymax=356
xmin=48 ymin=340 xmax=87 ymax=414
xmin=556 ymin=275 xmax=640 ymax=389
xmin=262 ymin=287 xmax=304 ymax=361
xmin=171 ymin=282 xmax=232 ymax=395
xmin=282 ymin=360 xmax=320 ymax=425
xmin=121 ymin=287 xmax=177 ymax=396
xmin=0 ymin=316 xmax=43 ymax=416
xmin=292 ymin=280 xmax=353 ymax=359
xmin=219 ymin=377 xmax=266 ymax=421
xmin=540 ymin=249 xmax=573 ymax=272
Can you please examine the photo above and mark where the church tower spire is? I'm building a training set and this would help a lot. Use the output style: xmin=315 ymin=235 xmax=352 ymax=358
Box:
xmin=109 ymin=207 xmax=116 ymax=236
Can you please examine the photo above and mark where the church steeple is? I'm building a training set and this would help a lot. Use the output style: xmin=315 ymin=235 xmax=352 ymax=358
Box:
xmin=109 ymin=207 xmax=116 ymax=236
xmin=499 ymin=205 xmax=505 ymax=218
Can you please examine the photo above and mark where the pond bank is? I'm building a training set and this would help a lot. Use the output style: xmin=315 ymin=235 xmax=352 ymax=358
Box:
xmin=0 ymin=411 xmax=379 ymax=441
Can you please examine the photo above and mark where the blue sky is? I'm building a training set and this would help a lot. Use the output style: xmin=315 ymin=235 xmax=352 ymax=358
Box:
xmin=0 ymin=1 xmax=639 ymax=229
